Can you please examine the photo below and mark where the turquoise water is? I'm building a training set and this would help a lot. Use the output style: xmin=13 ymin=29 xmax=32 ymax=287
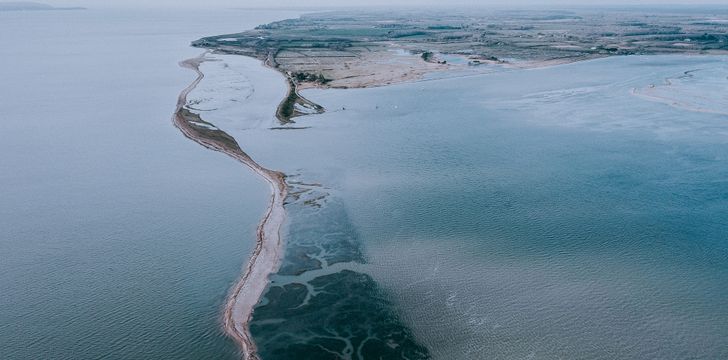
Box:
xmin=0 ymin=8 xmax=300 ymax=359
xmin=224 ymin=55 xmax=728 ymax=359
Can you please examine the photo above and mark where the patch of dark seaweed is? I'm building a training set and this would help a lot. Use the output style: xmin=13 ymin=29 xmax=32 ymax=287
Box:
xmin=251 ymin=270 xmax=430 ymax=360
xmin=282 ymin=188 xmax=364 ymax=269
xmin=277 ymin=245 xmax=323 ymax=276
xmin=250 ymin=178 xmax=429 ymax=358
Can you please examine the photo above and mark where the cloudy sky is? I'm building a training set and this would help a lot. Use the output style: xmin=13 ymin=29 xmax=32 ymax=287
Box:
xmin=38 ymin=0 xmax=728 ymax=9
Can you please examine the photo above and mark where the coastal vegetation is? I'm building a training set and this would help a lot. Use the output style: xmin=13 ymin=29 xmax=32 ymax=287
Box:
xmin=193 ymin=9 xmax=728 ymax=77
xmin=192 ymin=9 xmax=728 ymax=123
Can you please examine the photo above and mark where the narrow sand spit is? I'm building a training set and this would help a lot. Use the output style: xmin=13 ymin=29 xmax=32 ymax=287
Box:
xmin=171 ymin=51 xmax=597 ymax=360
xmin=174 ymin=52 xmax=287 ymax=360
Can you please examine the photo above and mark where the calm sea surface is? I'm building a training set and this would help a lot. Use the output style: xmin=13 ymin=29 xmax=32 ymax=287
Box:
xmin=2 ymin=8 xmax=727 ymax=360
xmin=0 ymin=8 xmax=300 ymax=359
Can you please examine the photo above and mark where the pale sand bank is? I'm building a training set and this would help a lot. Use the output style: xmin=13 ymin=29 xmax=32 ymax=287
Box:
xmin=174 ymin=53 xmax=287 ymax=360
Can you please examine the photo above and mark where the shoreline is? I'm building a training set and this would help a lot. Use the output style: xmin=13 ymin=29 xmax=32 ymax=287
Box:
xmin=258 ymin=51 xmax=602 ymax=124
xmin=262 ymin=53 xmax=325 ymax=124
xmin=174 ymin=53 xmax=288 ymax=360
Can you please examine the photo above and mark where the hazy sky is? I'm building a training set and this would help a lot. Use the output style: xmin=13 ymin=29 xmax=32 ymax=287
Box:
xmin=38 ymin=0 xmax=728 ymax=9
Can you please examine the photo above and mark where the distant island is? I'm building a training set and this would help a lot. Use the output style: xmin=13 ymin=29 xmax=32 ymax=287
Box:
xmin=0 ymin=1 xmax=84 ymax=11
xmin=193 ymin=8 xmax=728 ymax=123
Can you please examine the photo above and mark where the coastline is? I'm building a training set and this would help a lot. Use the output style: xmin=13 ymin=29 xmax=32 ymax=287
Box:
xmin=174 ymin=53 xmax=288 ymax=360
xmin=175 ymin=44 xmax=728 ymax=360
xmin=274 ymin=76 xmax=323 ymax=124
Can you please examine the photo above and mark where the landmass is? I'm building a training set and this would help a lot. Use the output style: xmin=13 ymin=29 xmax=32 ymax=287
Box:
xmin=192 ymin=8 xmax=728 ymax=123
xmin=0 ymin=1 xmax=84 ymax=10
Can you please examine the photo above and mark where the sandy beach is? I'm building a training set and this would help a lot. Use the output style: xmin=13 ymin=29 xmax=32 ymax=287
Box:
xmin=174 ymin=53 xmax=287 ymax=360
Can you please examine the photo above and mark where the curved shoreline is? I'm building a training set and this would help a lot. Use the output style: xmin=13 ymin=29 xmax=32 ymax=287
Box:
xmin=174 ymin=52 xmax=287 ymax=360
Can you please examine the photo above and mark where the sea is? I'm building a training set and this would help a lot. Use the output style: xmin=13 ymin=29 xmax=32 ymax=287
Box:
xmin=2 ymin=7 xmax=727 ymax=360
xmin=0 ymin=8 xmax=300 ymax=359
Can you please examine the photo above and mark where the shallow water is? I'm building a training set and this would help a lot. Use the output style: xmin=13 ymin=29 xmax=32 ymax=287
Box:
xmin=189 ymin=54 xmax=432 ymax=359
xmin=0 ymin=8 xmax=300 ymax=359
xmin=203 ymin=55 xmax=728 ymax=359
